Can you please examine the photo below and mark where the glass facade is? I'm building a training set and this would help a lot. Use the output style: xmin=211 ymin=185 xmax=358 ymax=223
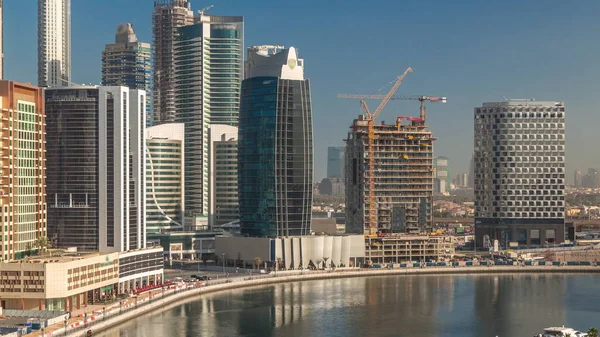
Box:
xmin=102 ymin=40 xmax=152 ymax=126
xmin=238 ymin=77 xmax=313 ymax=237
xmin=146 ymin=139 xmax=183 ymax=233
xmin=46 ymin=88 xmax=100 ymax=251
xmin=173 ymin=17 xmax=243 ymax=217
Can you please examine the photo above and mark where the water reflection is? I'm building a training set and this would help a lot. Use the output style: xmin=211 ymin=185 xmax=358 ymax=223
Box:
xmin=96 ymin=274 xmax=599 ymax=337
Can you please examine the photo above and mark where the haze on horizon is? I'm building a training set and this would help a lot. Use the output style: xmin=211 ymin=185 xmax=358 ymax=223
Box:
xmin=5 ymin=0 xmax=600 ymax=181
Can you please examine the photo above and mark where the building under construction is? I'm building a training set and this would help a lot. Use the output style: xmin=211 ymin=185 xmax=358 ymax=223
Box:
xmin=345 ymin=116 xmax=435 ymax=234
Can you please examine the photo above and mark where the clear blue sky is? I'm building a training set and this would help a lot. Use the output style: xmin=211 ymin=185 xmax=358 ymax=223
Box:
xmin=5 ymin=0 xmax=600 ymax=182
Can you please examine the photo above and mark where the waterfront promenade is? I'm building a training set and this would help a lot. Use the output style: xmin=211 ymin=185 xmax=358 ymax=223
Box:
xmin=29 ymin=264 xmax=600 ymax=337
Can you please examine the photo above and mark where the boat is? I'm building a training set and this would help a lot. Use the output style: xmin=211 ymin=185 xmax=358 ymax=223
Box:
xmin=535 ymin=326 xmax=588 ymax=337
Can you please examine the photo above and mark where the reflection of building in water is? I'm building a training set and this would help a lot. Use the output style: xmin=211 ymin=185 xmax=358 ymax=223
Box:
xmin=474 ymin=275 xmax=565 ymax=337
xmin=362 ymin=275 xmax=456 ymax=335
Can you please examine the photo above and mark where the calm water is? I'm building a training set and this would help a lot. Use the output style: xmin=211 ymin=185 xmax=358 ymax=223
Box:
xmin=97 ymin=274 xmax=600 ymax=337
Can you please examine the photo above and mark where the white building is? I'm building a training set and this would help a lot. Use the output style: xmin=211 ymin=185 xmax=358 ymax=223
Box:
xmin=209 ymin=125 xmax=238 ymax=229
xmin=45 ymin=86 xmax=146 ymax=253
xmin=474 ymin=99 xmax=566 ymax=247
xmin=146 ymin=123 xmax=185 ymax=233
xmin=38 ymin=0 xmax=71 ymax=87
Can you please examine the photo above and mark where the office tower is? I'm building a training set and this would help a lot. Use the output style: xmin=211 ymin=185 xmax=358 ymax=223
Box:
xmin=573 ymin=170 xmax=582 ymax=188
xmin=46 ymin=86 xmax=146 ymax=252
xmin=456 ymin=173 xmax=468 ymax=187
xmin=345 ymin=117 xmax=434 ymax=234
xmin=238 ymin=46 xmax=313 ymax=237
xmin=209 ymin=125 xmax=238 ymax=228
xmin=146 ymin=123 xmax=185 ymax=234
xmin=0 ymin=81 xmax=46 ymax=262
xmin=152 ymin=0 xmax=194 ymax=125
xmin=173 ymin=15 xmax=243 ymax=217
xmin=38 ymin=0 xmax=71 ymax=87
xmin=474 ymin=100 xmax=566 ymax=247
xmin=102 ymin=23 xmax=152 ymax=126
xmin=468 ymin=154 xmax=474 ymax=188
xmin=433 ymin=156 xmax=450 ymax=194
xmin=0 ymin=0 xmax=3 ymax=79
xmin=327 ymin=146 xmax=345 ymax=179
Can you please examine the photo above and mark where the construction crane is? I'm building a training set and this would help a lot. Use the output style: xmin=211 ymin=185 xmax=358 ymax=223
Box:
xmin=337 ymin=95 xmax=447 ymax=123
xmin=338 ymin=67 xmax=413 ymax=235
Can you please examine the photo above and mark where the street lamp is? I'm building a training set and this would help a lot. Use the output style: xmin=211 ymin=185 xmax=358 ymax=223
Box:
xmin=222 ymin=253 xmax=226 ymax=274
xmin=64 ymin=316 xmax=68 ymax=336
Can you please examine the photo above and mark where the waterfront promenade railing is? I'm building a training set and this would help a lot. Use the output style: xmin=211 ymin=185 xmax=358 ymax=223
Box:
xmin=36 ymin=262 xmax=599 ymax=337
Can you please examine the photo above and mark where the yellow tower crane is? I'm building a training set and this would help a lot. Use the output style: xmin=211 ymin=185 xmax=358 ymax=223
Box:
xmin=338 ymin=67 xmax=412 ymax=235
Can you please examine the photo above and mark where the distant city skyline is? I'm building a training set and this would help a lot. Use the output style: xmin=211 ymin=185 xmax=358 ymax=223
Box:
xmin=4 ymin=1 xmax=600 ymax=179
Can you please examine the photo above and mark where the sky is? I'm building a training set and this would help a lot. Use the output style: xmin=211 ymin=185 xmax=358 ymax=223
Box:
xmin=5 ymin=0 xmax=600 ymax=182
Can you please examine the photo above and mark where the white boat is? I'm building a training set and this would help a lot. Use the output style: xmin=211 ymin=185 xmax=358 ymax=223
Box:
xmin=535 ymin=326 xmax=588 ymax=337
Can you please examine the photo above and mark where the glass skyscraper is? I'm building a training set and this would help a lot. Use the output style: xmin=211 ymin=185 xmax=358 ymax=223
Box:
xmin=173 ymin=15 xmax=243 ymax=217
xmin=327 ymin=146 xmax=345 ymax=179
xmin=238 ymin=46 xmax=313 ymax=237
xmin=102 ymin=23 xmax=152 ymax=126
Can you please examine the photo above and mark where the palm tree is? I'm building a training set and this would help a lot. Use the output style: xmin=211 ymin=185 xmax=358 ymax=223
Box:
xmin=35 ymin=236 xmax=50 ymax=255
xmin=588 ymin=327 xmax=598 ymax=337
xmin=276 ymin=257 xmax=282 ymax=271
xmin=254 ymin=257 xmax=262 ymax=270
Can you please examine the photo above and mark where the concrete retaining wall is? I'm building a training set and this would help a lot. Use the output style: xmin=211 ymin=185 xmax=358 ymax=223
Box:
xmin=63 ymin=266 xmax=600 ymax=337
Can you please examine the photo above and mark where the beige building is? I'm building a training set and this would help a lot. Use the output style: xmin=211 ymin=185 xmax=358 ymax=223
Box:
xmin=0 ymin=247 xmax=164 ymax=311
xmin=0 ymin=253 xmax=119 ymax=311
xmin=0 ymin=81 xmax=47 ymax=262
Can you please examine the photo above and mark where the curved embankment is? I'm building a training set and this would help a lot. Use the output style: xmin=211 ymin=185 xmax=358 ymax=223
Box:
xmin=64 ymin=266 xmax=600 ymax=337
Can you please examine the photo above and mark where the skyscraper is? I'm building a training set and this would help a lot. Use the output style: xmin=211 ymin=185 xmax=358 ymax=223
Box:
xmin=209 ymin=125 xmax=239 ymax=228
xmin=173 ymin=15 xmax=243 ymax=217
xmin=327 ymin=146 xmax=345 ymax=179
xmin=38 ymin=0 xmax=71 ymax=87
xmin=0 ymin=81 xmax=46 ymax=262
xmin=152 ymin=0 xmax=194 ymax=125
xmin=238 ymin=46 xmax=313 ymax=237
xmin=46 ymin=86 xmax=146 ymax=252
xmin=146 ymin=123 xmax=185 ymax=234
xmin=474 ymin=100 xmax=566 ymax=248
xmin=102 ymin=23 xmax=152 ymax=126
xmin=434 ymin=156 xmax=450 ymax=194
xmin=573 ymin=170 xmax=582 ymax=188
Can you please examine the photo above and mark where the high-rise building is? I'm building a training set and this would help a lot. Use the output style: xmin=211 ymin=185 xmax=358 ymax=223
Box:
xmin=38 ymin=0 xmax=71 ymax=87
xmin=146 ymin=123 xmax=185 ymax=234
xmin=46 ymin=86 xmax=146 ymax=252
xmin=209 ymin=125 xmax=238 ymax=228
xmin=327 ymin=146 xmax=345 ymax=179
xmin=474 ymin=100 xmax=566 ymax=248
xmin=102 ymin=23 xmax=152 ymax=126
xmin=345 ymin=117 xmax=434 ymax=234
xmin=0 ymin=0 xmax=3 ymax=79
xmin=0 ymin=81 xmax=46 ymax=262
xmin=456 ymin=173 xmax=468 ymax=187
xmin=468 ymin=154 xmax=475 ymax=188
xmin=573 ymin=170 xmax=582 ymax=188
xmin=238 ymin=46 xmax=313 ymax=237
xmin=173 ymin=15 xmax=243 ymax=217
xmin=434 ymin=156 xmax=450 ymax=194
xmin=151 ymin=0 xmax=194 ymax=125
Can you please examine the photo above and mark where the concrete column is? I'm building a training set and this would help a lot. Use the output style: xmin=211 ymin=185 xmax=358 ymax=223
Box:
xmin=77 ymin=294 xmax=81 ymax=309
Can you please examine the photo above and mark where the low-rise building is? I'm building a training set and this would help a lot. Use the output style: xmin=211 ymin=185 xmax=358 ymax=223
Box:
xmin=364 ymin=234 xmax=455 ymax=264
xmin=0 ymin=248 xmax=163 ymax=311
xmin=216 ymin=235 xmax=366 ymax=269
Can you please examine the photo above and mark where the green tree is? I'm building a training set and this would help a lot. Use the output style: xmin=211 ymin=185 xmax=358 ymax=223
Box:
xmin=588 ymin=327 xmax=598 ymax=337
xmin=35 ymin=236 xmax=50 ymax=255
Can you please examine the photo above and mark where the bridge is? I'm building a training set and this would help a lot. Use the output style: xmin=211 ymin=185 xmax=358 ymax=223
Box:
xmin=433 ymin=217 xmax=600 ymax=227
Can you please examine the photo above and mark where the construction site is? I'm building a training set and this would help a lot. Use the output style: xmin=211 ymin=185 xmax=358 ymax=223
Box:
xmin=339 ymin=67 xmax=454 ymax=263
